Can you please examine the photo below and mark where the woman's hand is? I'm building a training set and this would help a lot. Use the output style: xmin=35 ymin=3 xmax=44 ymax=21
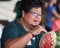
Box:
xmin=31 ymin=25 xmax=47 ymax=36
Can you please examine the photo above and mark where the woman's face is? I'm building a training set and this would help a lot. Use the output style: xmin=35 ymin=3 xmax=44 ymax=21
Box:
xmin=22 ymin=7 xmax=43 ymax=26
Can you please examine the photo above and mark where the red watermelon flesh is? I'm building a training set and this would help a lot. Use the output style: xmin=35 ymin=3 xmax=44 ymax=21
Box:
xmin=39 ymin=32 xmax=57 ymax=48
xmin=52 ymin=19 xmax=60 ymax=32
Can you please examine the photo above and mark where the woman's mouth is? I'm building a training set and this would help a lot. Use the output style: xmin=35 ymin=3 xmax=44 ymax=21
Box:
xmin=33 ymin=20 xmax=39 ymax=25
xmin=34 ymin=20 xmax=39 ymax=22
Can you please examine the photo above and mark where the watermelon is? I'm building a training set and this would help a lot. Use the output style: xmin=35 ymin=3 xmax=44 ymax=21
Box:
xmin=39 ymin=32 xmax=57 ymax=48
xmin=51 ymin=19 xmax=60 ymax=48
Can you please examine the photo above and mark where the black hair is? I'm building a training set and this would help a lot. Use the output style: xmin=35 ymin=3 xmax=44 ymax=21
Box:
xmin=21 ymin=0 xmax=43 ymax=13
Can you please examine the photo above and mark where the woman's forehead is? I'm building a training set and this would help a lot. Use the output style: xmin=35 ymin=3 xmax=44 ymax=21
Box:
xmin=30 ymin=7 xmax=42 ymax=12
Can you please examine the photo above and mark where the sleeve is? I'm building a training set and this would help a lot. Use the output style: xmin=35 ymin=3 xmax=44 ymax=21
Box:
xmin=50 ymin=6 xmax=56 ymax=12
xmin=1 ymin=24 xmax=19 ymax=43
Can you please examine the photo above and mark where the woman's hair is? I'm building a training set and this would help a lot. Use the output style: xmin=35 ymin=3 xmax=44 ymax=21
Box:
xmin=21 ymin=0 xmax=43 ymax=13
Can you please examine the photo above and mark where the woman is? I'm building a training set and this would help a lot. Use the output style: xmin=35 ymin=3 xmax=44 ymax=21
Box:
xmin=46 ymin=0 xmax=60 ymax=31
xmin=1 ymin=0 xmax=47 ymax=48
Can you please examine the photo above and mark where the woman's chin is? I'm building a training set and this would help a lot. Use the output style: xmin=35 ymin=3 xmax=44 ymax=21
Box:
xmin=34 ymin=23 xmax=40 ymax=25
xmin=31 ymin=23 xmax=39 ymax=26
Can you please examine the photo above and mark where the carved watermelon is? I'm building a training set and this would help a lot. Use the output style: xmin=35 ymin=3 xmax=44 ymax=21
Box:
xmin=39 ymin=32 xmax=57 ymax=48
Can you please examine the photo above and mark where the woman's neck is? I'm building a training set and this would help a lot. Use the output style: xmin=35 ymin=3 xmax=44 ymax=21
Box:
xmin=18 ymin=18 xmax=33 ymax=31
xmin=49 ymin=2 xmax=54 ymax=6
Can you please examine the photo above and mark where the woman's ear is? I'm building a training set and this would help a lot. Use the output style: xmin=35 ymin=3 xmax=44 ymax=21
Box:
xmin=22 ymin=10 xmax=25 ymax=17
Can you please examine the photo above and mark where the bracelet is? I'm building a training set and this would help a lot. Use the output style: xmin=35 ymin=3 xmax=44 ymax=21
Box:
xmin=30 ymin=30 xmax=35 ymax=37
